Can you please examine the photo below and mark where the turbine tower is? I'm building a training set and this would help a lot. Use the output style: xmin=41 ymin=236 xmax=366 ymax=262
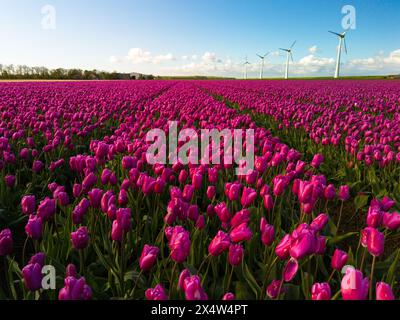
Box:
xmin=256 ymin=52 xmax=270 ymax=79
xmin=243 ymin=56 xmax=250 ymax=79
xmin=279 ymin=41 xmax=296 ymax=79
xmin=329 ymin=30 xmax=349 ymax=78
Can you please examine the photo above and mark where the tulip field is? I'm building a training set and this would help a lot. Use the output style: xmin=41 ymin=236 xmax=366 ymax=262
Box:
xmin=0 ymin=80 xmax=399 ymax=301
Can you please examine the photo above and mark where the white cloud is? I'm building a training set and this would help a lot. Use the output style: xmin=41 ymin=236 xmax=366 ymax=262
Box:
xmin=124 ymin=48 xmax=175 ymax=64
xmin=201 ymin=52 xmax=222 ymax=64
xmin=109 ymin=55 xmax=121 ymax=63
xmin=308 ymin=45 xmax=318 ymax=54
xmin=346 ymin=49 xmax=400 ymax=73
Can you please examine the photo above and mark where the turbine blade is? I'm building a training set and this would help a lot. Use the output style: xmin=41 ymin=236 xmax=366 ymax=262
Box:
xmin=290 ymin=40 xmax=297 ymax=49
xmin=343 ymin=38 xmax=348 ymax=54
xmin=279 ymin=48 xmax=288 ymax=52
xmin=290 ymin=52 xmax=294 ymax=62
xmin=329 ymin=31 xmax=341 ymax=37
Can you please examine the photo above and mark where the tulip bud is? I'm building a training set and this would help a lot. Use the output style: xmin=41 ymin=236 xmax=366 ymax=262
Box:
xmin=206 ymin=186 xmax=216 ymax=199
xmin=228 ymin=244 xmax=244 ymax=266
xmin=0 ymin=228 xmax=13 ymax=256
xmin=208 ymin=231 xmax=231 ymax=256
xmin=88 ymin=188 xmax=103 ymax=208
xmin=169 ymin=226 xmax=190 ymax=263
xmin=310 ymin=213 xmax=329 ymax=231
xmin=5 ymin=174 xmax=15 ymax=188
xmin=183 ymin=275 xmax=208 ymax=300
xmin=376 ymin=282 xmax=395 ymax=300
xmin=331 ymin=249 xmax=348 ymax=271
xmin=25 ymin=215 xmax=43 ymax=239
xmin=230 ymin=223 xmax=252 ymax=243
xmin=22 ymin=255 xmax=45 ymax=292
xmin=283 ymin=258 xmax=298 ymax=282
xmin=260 ymin=217 xmax=275 ymax=246
xmin=275 ymin=234 xmax=292 ymax=260
xmin=139 ymin=245 xmax=159 ymax=272
xmin=338 ymin=185 xmax=350 ymax=201
xmin=382 ymin=212 xmax=400 ymax=230
xmin=178 ymin=269 xmax=191 ymax=291
xmin=21 ymin=195 xmax=36 ymax=215
xmin=366 ymin=228 xmax=385 ymax=257
xmin=222 ymin=292 xmax=235 ymax=300
xmin=71 ymin=227 xmax=90 ymax=250
xmin=240 ymin=187 xmax=257 ymax=208
xmin=58 ymin=276 xmax=92 ymax=300
xmin=37 ymin=197 xmax=56 ymax=220
xmin=145 ymin=284 xmax=168 ymax=300
xmin=311 ymin=282 xmax=331 ymax=300
xmin=266 ymin=279 xmax=284 ymax=299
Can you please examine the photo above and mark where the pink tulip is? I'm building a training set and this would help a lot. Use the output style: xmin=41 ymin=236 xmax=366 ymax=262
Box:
xmin=241 ymin=187 xmax=257 ymax=207
xmin=338 ymin=185 xmax=350 ymax=201
xmin=275 ymin=234 xmax=292 ymax=260
xmin=382 ymin=212 xmax=400 ymax=230
xmin=310 ymin=213 xmax=329 ymax=231
xmin=183 ymin=275 xmax=208 ymax=300
xmin=222 ymin=292 xmax=235 ymax=300
xmin=230 ymin=223 xmax=252 ymax=243
xmin=260 ymin=217 xmax=275 ymax=246
xmin=228 ymin=244 xmax=244 ymax=266
xmin=341 ymin=268 xmax=369 ymax=300
xmin=266 ymin=279 xmax=284 ymax=299
xmin=145 ymin=284 xmax=168 ymax=300
xmin=283 ymin=258 xmax=298 ymax=282
xmin=376 ymin=282 xmax=395 ymax=300
xmin=168 ymin=226 xmax=190 ymax=263
xmin=178 ymin=269 xmax=191 ymax=291
xmin=208 ymin=231 xmax=231 ymax=256
xmin=311 ymin=282 xmax=331 ymax=300
xmin=366 ymin=228 xmax=385 ymax=257
xmin=331 ymin=249 xmax=348 ymax=271
xmin=139 ymin=245 xmax=159 ymax=272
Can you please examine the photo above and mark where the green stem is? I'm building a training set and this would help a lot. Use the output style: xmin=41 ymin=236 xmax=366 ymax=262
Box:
xmin=369 ymin=256 xmax=376 ymax=300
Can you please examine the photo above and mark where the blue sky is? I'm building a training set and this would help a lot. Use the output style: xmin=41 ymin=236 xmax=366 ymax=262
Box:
xmin=0 ymin=0 xmax=399 ymax=77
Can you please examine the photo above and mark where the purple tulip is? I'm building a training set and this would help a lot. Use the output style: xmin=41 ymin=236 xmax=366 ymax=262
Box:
xmin=58 ymin=276 xmax=92 ymax=300
xmin=71 ymin=226 xmax=90 ymax=250
xmin=0 ymin=228 xmax=13 ymax=256
xmin=25 ymin=215 xmax=43 ymax=239
xmin=21 ymin=195 xmax=36 ymax=215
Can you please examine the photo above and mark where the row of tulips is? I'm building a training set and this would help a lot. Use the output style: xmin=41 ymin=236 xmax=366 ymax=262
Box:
xmin=0 ymin=80 xmax=399 ymax=300
xmin=197 ymin=80 xmax=400 ymax=202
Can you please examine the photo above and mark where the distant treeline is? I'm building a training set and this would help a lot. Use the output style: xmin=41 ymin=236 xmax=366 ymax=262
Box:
xmin=0 ymin=64 xmax=154 ymax=80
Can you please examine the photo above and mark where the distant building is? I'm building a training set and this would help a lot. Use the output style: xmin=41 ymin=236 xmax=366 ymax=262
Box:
xmin=387 ymin=74 xmax=400 ymax=79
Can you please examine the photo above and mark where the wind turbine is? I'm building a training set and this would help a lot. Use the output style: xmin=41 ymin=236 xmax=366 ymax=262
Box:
xmin=243 ymin=56 xmax=250 ymax=79
xmin=329 ymin=29 xmax=349 ymax=78
xmin=279 ymin=41 xmax=296 ymax=79
xmin=256 ymin=52 xmax=270 ymax=79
